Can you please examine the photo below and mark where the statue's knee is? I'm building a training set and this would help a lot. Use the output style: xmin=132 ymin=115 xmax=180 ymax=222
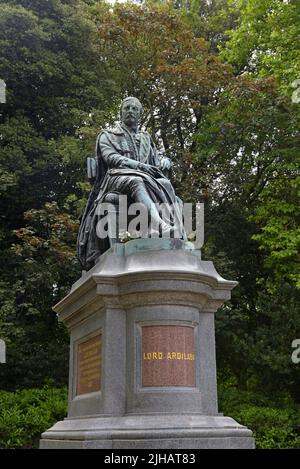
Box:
xmin=103 ymin=192 xmax=120 ymax=205
xmin=158 ymin=178 xmax=172 ymax=189
xmin=131 ymin=176 xmax=144 ymax=187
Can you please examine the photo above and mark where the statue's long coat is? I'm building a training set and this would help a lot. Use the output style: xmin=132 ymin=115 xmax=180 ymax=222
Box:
xmin=77 ymin=123 xmax=184 ymax=270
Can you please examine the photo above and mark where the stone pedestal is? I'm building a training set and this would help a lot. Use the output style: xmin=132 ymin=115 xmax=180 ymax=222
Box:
xmin=40 ymin=239 xmax=254 ymax=449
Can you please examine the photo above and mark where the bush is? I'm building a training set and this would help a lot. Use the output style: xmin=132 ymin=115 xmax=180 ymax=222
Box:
xmin=1 ymin=383 xmax=299 ymax=449
xmin=0 ymin=386 xmax=67 ymax=449
xmin=219 ymin=386 xmax=300 ymax=448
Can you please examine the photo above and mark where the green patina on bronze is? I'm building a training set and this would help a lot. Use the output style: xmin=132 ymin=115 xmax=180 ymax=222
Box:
xmin=77 ymin=97 xmax=185 ymax=270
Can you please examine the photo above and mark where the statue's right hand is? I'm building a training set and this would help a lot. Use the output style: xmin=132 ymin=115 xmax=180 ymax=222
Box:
xmin=137 ymin=163 xmax=162 ymax=179
xmin=137 ymin=163 xmax=150 ymax=174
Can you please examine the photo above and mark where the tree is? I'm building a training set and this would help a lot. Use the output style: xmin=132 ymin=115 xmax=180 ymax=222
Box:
xmin=0 ymin=0 xmax=118 ymax=389
xmin=223 ymin=0 xmax=300 ymax=96
xmin=193 ymin=75 xmax=300 ymax=397
xmin=90 ymin=1 xmax=231 ymax=192
xmin=173 ymin=0 xmax=240 ymax=53
xmin=0 ymin=203 xmax=78 ymax=389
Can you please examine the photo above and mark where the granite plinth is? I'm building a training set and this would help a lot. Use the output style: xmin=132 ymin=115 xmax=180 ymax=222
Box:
xmin=40 ymin=239 xmax=255 ymax=449
xmin=40 ymin=414 xmax=254 ymax=449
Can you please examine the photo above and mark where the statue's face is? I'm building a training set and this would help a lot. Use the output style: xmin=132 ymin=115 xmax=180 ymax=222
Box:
xmin=121 ymin=99 xmax=141 ymax=128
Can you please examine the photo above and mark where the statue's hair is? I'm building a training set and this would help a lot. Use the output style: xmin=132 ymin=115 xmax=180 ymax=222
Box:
xmin=121 ymin=96 xmax=143 ymax=116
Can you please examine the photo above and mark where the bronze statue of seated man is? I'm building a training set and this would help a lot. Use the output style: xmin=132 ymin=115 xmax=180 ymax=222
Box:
xmin=77 ymin=96 xmax=186 ymax=271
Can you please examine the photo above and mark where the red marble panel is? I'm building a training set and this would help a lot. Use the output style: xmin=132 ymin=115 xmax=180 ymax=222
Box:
xmin=141 ymin=325 xmax=196 ymax=387
xmin=77 ymin=334 xmax=101 ymax=395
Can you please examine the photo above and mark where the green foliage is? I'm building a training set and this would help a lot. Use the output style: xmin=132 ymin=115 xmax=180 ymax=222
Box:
xmin=251 ymin=175 xmax=300 ymax=290
xmin=223 ymin=0 xmax=300 ymax=95
xmin=0 ymin=0 xmax=113 ymax=390
xmin=192 ymin=50 xmax=300 ymax=400
xmin=175 ymin=0 xmax=240 ymax=53
xmin=195 ymin=76 xmax=298 ymax=296
xmin=0 ymin=386 xmax=67 ymax=449
xmin=0 ymin=0 xmax=115 ymax=135
xmin=194 ymin=76 xmax=298 ymax=202
xmin=0 ymin=202 xmax=79 ymax=390
xmin=219 ymin=384 xmax=300 ymax=448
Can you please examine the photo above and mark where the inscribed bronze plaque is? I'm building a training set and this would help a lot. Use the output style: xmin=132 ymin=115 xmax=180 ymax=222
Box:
xmin=77 ymin=334 xmax=101 ymax=395
xmin=141 ymin=325 xmax=196 ymax=387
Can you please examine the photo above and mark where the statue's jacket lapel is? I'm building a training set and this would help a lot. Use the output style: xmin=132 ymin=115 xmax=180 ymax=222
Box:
xmin=103 ymin=123 xmax=152 ymax=163
xmin=138 ymin=132 xmax=151 ymax=163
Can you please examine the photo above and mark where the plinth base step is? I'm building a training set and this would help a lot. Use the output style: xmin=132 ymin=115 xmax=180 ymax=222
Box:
xmin=40 ymin=414 xmax=255 ymax=449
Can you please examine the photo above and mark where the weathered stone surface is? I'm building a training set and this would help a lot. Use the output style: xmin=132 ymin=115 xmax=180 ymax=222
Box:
xmin=40 ymin=415 xmax=254 ymax=449
xmin=40 ymin=239 xmax=255 ymax=449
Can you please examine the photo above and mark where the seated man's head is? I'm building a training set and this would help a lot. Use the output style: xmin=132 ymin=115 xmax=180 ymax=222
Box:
xmin=120 ymin=97 xmax=143 ymax=128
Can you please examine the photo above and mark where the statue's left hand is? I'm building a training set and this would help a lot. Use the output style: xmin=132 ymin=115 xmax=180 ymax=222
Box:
xmin=160 ymin=157 xmax=172 ymax=172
